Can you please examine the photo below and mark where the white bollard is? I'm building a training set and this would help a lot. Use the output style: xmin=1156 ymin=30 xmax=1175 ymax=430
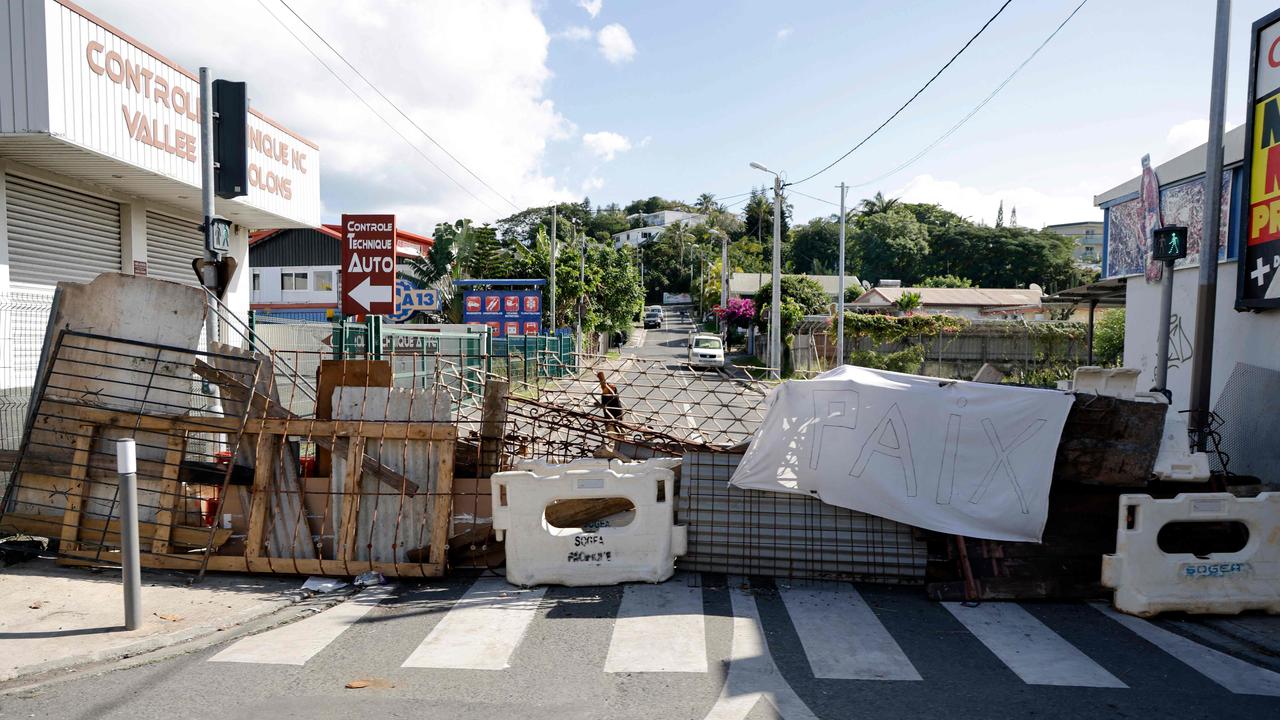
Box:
xmin=117 ymin=439 xmax=142 ymax=631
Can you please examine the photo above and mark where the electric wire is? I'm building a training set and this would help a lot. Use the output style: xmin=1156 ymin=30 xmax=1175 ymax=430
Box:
xmin=854 ymin=0 xmax=1088 ymax=189
xmin=788 ymin=0 xmax=1015 ymax=187
xmin=255 ymin=0 xmax=503 ymax=214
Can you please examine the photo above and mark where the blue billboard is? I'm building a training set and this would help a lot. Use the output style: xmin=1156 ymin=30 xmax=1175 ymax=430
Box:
xmin=462 ymin=289 xmax=542 ymax=337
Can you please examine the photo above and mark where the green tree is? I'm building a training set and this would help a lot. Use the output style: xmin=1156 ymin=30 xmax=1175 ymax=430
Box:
xmin=399 ymin=222 xmax=455 ymax=287
xmin=996 ymin=199 xmax=1005 ymax=228
xmin=791 ymin=216 xmax=857 ymax=276
xmin=742 ymin=187 xmax=791 ymax=247
xmin=858 ymin=191 xmax=900 ymax=216
xmin=853 ymin=208 xmax=929 ymax=284
xmin=893 ymin=291 xmax=923 ymax=313
xmin=751 ymin=275 xmax=828 ymax=331
xmin=919 ymin=274 xmax=974 ymax=288
xmin=1093 ymin=308 xmax=1125 ymax=366
xmin=463 ymin=224 xmax=508 ymax=279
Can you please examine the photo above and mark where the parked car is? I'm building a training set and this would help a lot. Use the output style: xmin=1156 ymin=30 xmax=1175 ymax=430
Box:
xmin=687 ymin=332 xmax=725 ymax=368
xmin=643 ymin=306 xmax=664 ymax=329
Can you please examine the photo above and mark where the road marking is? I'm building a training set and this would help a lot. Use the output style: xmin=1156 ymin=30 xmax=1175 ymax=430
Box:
xmin=1095 ymin=603 xmax=1280 ymax=696
xmin=605 ymin=582 xmax=707 ymax=673
xmin=209 ymin=585 xmax=395 ymax=666
xmin=945 ymin=603 xmax=1126 ymax=688
xmin=704 ymin=582 xmax=818 ymax=720
xmin=781 ymin=586 xmax=921 ymax=681
xmin=401 ymin=578 xmax=545 ymax=670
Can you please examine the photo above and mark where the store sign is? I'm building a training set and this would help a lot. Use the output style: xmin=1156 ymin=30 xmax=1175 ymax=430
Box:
xmin=34 ymin=3 xmax=320 ymax=226
xmin=341 ymin=214 xmax=397 ymax=315
xmin=462 ymin=290 xmax=542 ymax=337
xmin=1240 ymin=9 xmax=1280 ymax=310
xmin=386 ymin=278 xmax=441 ymax=322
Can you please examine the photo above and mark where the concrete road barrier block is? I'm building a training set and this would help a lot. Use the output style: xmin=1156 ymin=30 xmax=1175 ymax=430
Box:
xmin=1102 ymin=492 xmax=1280 ymax=616
xmin=493 ymin=458 xmax=686 ymax=587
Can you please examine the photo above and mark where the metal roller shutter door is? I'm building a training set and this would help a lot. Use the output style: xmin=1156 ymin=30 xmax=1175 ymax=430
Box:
xmin=5 ymin=175 xmax=121 ymax=288
xmin=145 ymin=211 xmax=203 ymax=285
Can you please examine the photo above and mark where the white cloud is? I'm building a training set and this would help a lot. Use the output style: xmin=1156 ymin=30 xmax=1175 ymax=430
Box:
xmin=74 ymin=0 xmax=577 ymax=228
xmin=597 ymin=23 xmax=636 ymax=64
xmin=578 ymin=0 xmax=603 ymax=18
xmin=890 ymin=174 xmax=1099 ymax=229
xmin=1166 ymin=118 xmax=1210 ymax=157
xmin=638 ymin=135 xmax=652 ymax=148
xmin=581 ymin=176 xmax=605 ymax=193
xmin=582 ymin=131 xmax=632 ymax=161
xmin=557 ymin=25 xmax=592 ymax=41
xmin=776 ymin=27 xmax=793 ymax=40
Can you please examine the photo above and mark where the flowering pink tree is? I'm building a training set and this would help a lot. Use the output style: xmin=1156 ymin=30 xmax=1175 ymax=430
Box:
xmin=714 ymin=297 xmax=756 ymax=328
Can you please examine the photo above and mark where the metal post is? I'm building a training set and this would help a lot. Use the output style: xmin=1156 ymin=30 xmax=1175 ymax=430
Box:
xmin=549 ymin=207 xmax=557 ymax=333
xmin=117 ymin=439 xmax=141 ymax=631
xmin=199 ymin=68 xmax=217 ymax=349
xmin=837 ymin=182 xmax=848 ymax=366
xmin=1188 ymin=0 xmax=1231 ymax=451
xmin=719 ymin=229 xmax=729 ymax=339
xmin=1086 ymin=299 xmax=1098 ymax=365
xmin=1154 ymin=260 xmax=1175 ymax=391
xmin=576 ymin=223 xmax=585 ymax=354
xmin=770 ymin=175 xmax=783 ymax=378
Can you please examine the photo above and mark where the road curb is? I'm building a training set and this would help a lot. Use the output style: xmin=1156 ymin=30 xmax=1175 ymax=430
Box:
xmin=0 ymin=588 xmax=355 ymax=696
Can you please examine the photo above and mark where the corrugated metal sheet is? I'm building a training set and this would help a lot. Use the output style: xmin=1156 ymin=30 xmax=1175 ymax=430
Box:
xmin=678 ymin=451 xmax=926 ymax=584
xmin=145 ymin=210 xmax=202 ymax=285
xmin=1 ymin=0 xmax=49 ymax=135
xmin=250 ymin=228 xmax=340 ymax=267
xmin=5 ymin=173 xmax=121 ymax=287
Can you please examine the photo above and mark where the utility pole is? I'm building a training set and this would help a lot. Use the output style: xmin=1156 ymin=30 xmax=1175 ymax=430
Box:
xmin=770 ymin=175 xmax=783 ymax=377
xmin=199 ymin=67 xmax=217 ymax=349
xmin=720 ymin=229 xmax=729 ymax=339
xmin=1188 ymin=0 xmax=1231 ymax=451
xmin=576 ymin=221 xmax=585 ymax=354
xmin=837 ymin=182 xmax=848 ymax=366
xmin=550 ymin=206 xmax=557 ymax=335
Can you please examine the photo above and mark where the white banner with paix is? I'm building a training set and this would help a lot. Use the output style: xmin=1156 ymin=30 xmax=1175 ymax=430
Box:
xmin=731 ymin=366 xmax=1075 ymax=542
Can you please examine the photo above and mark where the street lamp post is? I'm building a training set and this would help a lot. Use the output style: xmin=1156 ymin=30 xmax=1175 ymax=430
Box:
xmin=718 ymin=229 xmax=729 ymax=339
xmin=751 ymin=162 xmax=783 ymax=378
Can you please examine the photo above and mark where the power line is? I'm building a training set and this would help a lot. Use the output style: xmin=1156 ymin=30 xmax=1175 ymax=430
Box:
xmin=854 ymin=0 xmax=1088 ymax=189
xmin=788 ymin=0 xmax=1014 ymax=187
xmin=274 ymin=0 xmax=521 ymax=211
xmin=787 ymin=187 xmax=839 ymax=207
xmin=255 ymin=0 xmax=504 ymax=214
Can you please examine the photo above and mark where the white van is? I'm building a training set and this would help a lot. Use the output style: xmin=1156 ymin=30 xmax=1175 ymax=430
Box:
xmin=687 ymin=332 xmax=724 ymax=368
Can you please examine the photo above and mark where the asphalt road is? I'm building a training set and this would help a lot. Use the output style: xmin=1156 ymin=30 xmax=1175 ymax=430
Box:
xmin=4 ymin=573 xmax=1278 ymax=719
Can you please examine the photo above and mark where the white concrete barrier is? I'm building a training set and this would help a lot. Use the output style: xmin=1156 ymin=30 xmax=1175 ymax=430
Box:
xmin=1072 ymin=366 xmax=1141 ymax=399
xmin=492 ymin=458 xmax=687 ymax=587
xmin=1102 ymin=492 xmax=1280 ymax=616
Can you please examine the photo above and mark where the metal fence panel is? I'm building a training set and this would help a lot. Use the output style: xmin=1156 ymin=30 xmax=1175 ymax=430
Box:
xmin=678 ymin=451 xmax=927 ymax=584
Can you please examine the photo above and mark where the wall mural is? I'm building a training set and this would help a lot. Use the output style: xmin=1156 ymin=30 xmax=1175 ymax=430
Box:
xmin=1104 ymin=170 xmax=1232 ymax=279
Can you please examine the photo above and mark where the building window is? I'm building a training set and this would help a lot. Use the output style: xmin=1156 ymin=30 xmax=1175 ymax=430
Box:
xmin=314 ymin=270 xmax=334 ymax=291
xmin=281 ymin=272 xmax=309 ymax=291
xmin=252 ymin=272 xmax=261 ymax=292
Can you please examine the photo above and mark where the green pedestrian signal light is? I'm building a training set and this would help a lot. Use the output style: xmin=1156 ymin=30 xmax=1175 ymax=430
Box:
xmin=1152 ymin=225 xmax=1189 ymax=261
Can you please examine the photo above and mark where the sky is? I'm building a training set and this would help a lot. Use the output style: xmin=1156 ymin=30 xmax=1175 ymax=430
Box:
xmin=76 ymin=0 xmax=1280 ymax=232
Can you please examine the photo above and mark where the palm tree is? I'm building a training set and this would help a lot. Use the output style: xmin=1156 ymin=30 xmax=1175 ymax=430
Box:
xmin=858 ymin=191 xmax=900 ymax=216
xmin=695 ymin=193 xmax=719 ymax=215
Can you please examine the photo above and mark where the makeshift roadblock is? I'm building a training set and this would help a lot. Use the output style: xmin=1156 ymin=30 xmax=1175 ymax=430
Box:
xmin=493 ymin=458 xmax=687 ymax=587
xmin=1102 ymin=493 xmax=1280 ymax=616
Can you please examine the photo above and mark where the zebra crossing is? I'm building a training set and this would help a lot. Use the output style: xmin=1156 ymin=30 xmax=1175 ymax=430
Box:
xmin=205 ymin=576 xmax=1280 ymax=698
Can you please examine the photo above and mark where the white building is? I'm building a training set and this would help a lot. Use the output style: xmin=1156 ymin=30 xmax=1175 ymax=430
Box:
xmin=1045 ymin=220 xmax=1104 ymax=267
xmin=728 ymin=272 xmax=861 ymax=303
xmin=612 ymin=210 xmax=706 ymax=248
xmin=1093 ymin=123 xmax=1279 ymax=478
xmin=0 ymin=0 xmax=320 ymax=311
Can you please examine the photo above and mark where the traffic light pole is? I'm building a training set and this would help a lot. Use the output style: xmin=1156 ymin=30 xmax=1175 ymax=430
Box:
xmin=1154 ymin=258 xmax=1175 ymax=395
xmin=199 ymin=67 xmax=218 ymax=349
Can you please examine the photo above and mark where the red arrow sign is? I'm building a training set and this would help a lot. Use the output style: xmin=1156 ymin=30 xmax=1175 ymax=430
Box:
xmin=341 ymin=213 xmax=397 ymax=315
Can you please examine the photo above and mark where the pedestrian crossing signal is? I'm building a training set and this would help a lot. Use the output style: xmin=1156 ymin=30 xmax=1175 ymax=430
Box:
xmin=1152 ymin=225 xmax=1189 ymax=261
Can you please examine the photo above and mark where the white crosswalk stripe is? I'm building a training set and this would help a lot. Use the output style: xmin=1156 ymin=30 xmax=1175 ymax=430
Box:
xmin=945 ymin=602 xmax=1126 ymax=688
xmin=202 ymin=578 xmax=1280 ymax=697
xmin=780 ymin=586 xmax=920 ymax=681
xmin=1095 ymin=603 xmax=1280 ymax=696
xmin=401 ymin=577 xmax=546 ymax=670
xmin=605 ymin=581 xmax=707 ymax=673
xmin=209 ymin=585 xmax=395 ymax=666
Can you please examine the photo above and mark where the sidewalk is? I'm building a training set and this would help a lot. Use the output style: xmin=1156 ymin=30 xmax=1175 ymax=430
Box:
xmin=0 ymin=558 xmax=307 ymax=684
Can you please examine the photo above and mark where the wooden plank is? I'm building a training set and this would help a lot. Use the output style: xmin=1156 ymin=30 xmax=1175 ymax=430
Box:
xmin=246 ymin=433 xmax=275 ymax=559
xmin=428 ymin=439 xmax=456 ymax=567
xmin=11 ymin=513 xmax=232 ymax=550
xmin=58 ymin=425 xmax=96 ymax=553
xmin=58 ymin=550 xmax=445 ymax=578
xmin=478 ymin=379 xmax=509 ymax=477
xmin=149 ymin=432 xmax=189 ymax=554
xmin=315 ymin=359 xmax=393 ymax=479
xmin=338 ymin=438 xmax=366 ymax=561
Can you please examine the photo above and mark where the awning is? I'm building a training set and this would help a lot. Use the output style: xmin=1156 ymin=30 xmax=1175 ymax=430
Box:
xmin=1043 ymin=276 xmax=1128 ymax=307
